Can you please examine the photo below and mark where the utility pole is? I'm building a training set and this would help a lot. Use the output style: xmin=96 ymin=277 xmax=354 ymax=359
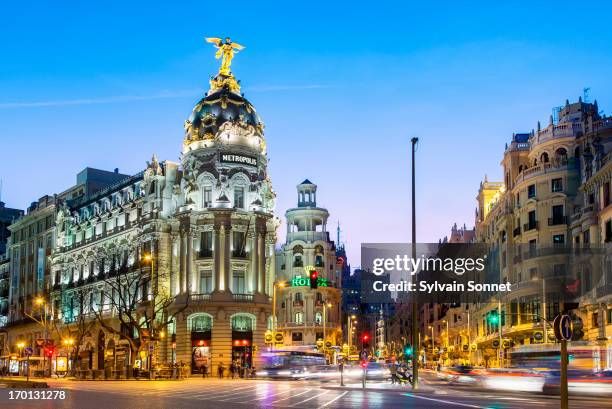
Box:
xmin=411 ymin=137 xmax=419 ymax=390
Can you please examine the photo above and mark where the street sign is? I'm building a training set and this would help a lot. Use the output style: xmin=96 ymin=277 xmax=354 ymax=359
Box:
xmin=470 ymin=343 xmax=477 ymax=352
xmin=554 ymin=314 xmax=573 ymax=341
xmin=274 ymin=332 xmax=284 ymax=344
xmin=462 ymin=344 xmax=469 ymax=352
xmin=534 ymin=331 xmax=544 ymax=342
xmin=325 ymin=341 xmax=332 ymax=348
xmin=24 ymin=347 xmax=33 ymax=356
xmin=264 ymin=332 xmax=273 ymax=344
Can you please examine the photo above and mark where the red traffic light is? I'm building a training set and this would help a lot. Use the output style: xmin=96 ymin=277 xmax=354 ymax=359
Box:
xmin=360 ymin=360 xmax=368 ymax=368
xmin=45 ymin=347 xmax=55 ymax=357
xmin=362 ymin=333 xmax=369 ymax=341
xmin=310 ymin=270 xmax=318 ymax=279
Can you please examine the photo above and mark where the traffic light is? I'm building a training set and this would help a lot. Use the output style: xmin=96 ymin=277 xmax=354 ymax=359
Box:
xmin=309 ymin=270 xmax=318 ymax=289
xmin=361 ymin=333 xmax=370 ymax=347
xmin=404 ymin=345 xmax=413 ymax=356
xmin=45 ymin=346 xmax=55 ymax=357
xmin=487 ymin=311 xmax=499 ymax=325
xmin=360 ymin=360 xmax=368 ymax=368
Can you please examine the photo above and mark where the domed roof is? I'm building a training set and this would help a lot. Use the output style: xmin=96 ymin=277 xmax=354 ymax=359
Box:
xmin=184 ymin=73 xmax=264 ymax=145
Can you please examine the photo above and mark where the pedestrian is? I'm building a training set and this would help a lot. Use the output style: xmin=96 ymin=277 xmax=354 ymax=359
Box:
xmin=230 ymin=361 xmax=235 ymax=379
xmin=218 ymin=362 xmax=224 ymax=379
xmin=389 ymin=362 xmax=398 ymax=384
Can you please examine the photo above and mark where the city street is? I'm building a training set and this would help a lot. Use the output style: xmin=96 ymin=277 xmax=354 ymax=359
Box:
xmin=2 ymin=374 xmax=612 ymax=409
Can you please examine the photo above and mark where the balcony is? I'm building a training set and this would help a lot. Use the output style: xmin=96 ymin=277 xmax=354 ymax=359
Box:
xmin=513 ymin=227 xmax=521 ymax=237
xmin=548 ymin=216 xmax=567 ymax=226
xmin=190 ymin=293 xmax=211 ymax=302
xmin=233 ymin=293 xmax=253 ymax=302
xmin=523 ymin=221 xmax=538 ymax=232
xmin=293 ymin=300 xmax=304 ymax=307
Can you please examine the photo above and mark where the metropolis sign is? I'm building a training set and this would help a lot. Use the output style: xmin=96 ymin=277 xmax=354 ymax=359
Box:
xmin=220 ymin=153 xmax=258 ymax=167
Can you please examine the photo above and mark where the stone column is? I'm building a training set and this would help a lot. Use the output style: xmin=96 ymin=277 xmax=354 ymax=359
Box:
xmin=186 ymin=231 xmax=193 ymax=294
xmin=258 ymin=231 xmax=265 ymax=293
xmin=213 ymin=225 xmax=221 ymax=291
xmin=179 ymin=232 xmax=186 ymax=294
xmin=251 ymin=232 xmax=259 ymax=293
xmin=223 ymin=224 xmax=231 ymax=292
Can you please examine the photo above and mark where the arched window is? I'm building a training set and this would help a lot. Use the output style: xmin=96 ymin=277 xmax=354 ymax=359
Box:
xmin=540 ymin=152 xmax=549 ymax=163
xmin=188 ymin=313 xmax=213 ymax=332
xmin=294 ymin=292 xmax=303 ymax=302
xmin=315 ymin=312 xmax=322 ymax=324
xmin=231 ymin=313 xmax=255 ymax=331
xmin=295 ymin=312 xmax=304 ymax=324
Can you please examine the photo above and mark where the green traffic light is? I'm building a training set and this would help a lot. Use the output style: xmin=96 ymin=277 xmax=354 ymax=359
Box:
xmin=488 ymin=312 xmax=499 ymax=324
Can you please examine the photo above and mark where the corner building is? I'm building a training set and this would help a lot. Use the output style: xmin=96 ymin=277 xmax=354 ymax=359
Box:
xmin=7 ymin=56 xmax=278 ymax=376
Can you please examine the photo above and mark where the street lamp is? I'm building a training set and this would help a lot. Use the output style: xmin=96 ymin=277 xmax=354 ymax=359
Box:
xmin=323 ymin=302 xmax=333 ymax=350
xmin=410 ymin=136 xmax=419 ymax=390
xmin=271 ymin=281 xmax=286 ymax=350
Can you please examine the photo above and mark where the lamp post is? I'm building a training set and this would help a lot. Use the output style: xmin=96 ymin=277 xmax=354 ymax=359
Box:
xmin=63 ymin=338 xmax=74 ymax=375
xmin=17 ymin=341 xmax=24 ymax=371
xmin=35 ymin=297 xmax=50 ymax=377
xmin=410 ymin=137 xmax=419 ymax=390
xmin=323 ymin=302 xmax=333 ymax=353
xmin=272 ymin=281 xmax=286 ymax=350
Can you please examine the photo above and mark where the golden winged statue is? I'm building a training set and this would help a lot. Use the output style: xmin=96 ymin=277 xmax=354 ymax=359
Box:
xmin=205 ymin=37 xmax=245 ymax=76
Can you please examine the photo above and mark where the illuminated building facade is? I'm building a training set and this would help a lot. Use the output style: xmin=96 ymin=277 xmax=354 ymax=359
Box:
xmin=275 ymin=180 xmax=342 ymax=348
xmin=4 ymin=42 xmax=279 ymax=376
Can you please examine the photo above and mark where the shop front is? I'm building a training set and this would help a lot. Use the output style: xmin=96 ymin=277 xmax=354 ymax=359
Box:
xmin=231 ymin=314 xmax=255 ymax=374
xmin=188 ymin=314 xmax=213 ymax=374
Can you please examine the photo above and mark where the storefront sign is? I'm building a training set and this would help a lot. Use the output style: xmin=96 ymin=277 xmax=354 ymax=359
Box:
xmin=291 ymin=275 xmax=328 ymax=287
xmin=220 ymin=153 xmax=258 ymax=167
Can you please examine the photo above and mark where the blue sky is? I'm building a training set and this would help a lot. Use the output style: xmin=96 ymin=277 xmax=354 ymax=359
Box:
xmin=1 ymin=1 xmax=612 ymax=265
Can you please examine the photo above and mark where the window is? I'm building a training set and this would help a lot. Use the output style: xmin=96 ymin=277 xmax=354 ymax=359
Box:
xmin=608 ymin=309 xmax=612 ymax=325
xmin=606 ymin=220 xmax=612 ymax=243
xmin=584 ymin=230 xmax=590 ymax=245
xmin=234 ymin=187 xmax=245 ymax=209
xmin=527 ymin=210 xmax=537 ymax=230
xmin=551 ymin=205 xmax=565 ymax=225
xmin=552 ymin=178 xmax=563 ymax=192
xmin=200 ymin=270 xmax=213 ymax=294
xmin=553 ymin=234 xmax=565 ymax=245
xmin=528 ymin=184 xmax=536 ymax=199
xmin=292 ymin=332 xmax=303 ymax=341
xmin=199 ymin=231 xmax=213 ymax=257
xmin=315 ymin=312 xmax=322 ymax=324
xmin=232 ymin=270 xmax=245 ymax=294
xmin=604 ymin=182 xmax=611 ymax=208
xmin=232 ymin=231 xmax=246 ymax=257
xmin=231 ymin=315 xmax=253 ymax=331
xmin=295 ymin=312 xmax=304 ymax=324
xmin=592 ymin=312 xmax=599 ymax=328
xmin=203 ymin=186 xmax=212 ymax=208
xmin=294 ymin=292 xmax=303 ymax=302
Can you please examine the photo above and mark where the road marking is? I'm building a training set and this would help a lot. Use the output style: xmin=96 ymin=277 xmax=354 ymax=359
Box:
xmin=289 ymin=390 xmax=331 ymax=407
xmin=317 ymin=391 xmax=348 ymax=408
xmin=253 ymin=388 xmax=293 ymax=400
xmin=269 ymin=388 xmax=313 ymax=404
xmin=402 ymin=393 xmax=491 ymax=409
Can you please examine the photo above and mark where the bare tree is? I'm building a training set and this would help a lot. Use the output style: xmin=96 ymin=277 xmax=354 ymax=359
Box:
xmin=52 ymin=286 xmax=97 ymax=377
xmin=91 ymin=240 xmax=188 ymax=377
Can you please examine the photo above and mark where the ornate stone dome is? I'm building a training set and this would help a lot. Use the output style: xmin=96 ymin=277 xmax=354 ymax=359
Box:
xmin=183 ymin=73 xmax=264 ymax=147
